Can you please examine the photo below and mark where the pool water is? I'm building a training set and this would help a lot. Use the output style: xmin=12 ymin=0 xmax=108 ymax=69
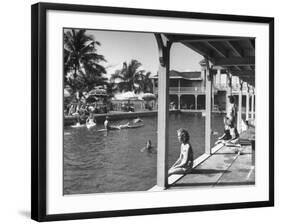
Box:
xmin=63 ymin=113 xmax=224 ymax=194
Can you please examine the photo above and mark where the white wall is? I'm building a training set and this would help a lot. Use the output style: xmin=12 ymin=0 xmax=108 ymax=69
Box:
xmin=0 ymin=0 xmax=279 ymax=223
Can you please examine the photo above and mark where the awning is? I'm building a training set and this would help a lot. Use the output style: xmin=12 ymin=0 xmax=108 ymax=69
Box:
xmin=164 ymin=34 xmax=255 ymax=86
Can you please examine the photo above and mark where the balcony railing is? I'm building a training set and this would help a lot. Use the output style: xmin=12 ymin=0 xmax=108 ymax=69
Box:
xmin=154 ymin=85 xmax=249 ymax=94
xmin=154 ymin=87 xmax=206 ymax=94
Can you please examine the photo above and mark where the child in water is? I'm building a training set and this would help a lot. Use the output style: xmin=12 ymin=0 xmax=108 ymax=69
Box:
xmin=141 ymin=140 xmax=153 ymax=152
xmin=168 ymin=128 xmax=193 ymax=176
xmin=133 ymin=117 xmax=143 ymax=124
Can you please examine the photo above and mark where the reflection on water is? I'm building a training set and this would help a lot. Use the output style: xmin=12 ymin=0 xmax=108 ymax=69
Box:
xmin=64 ymin=113 xmax=224 ymax=194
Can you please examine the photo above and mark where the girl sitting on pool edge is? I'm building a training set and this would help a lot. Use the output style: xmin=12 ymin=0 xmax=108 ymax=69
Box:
xmin=168 ymin=128 xmax=194 ymax=176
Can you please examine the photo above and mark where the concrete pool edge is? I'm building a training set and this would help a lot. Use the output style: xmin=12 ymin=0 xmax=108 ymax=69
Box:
xmin=148 ymin=143 xmax=225 ymax=191
xmin=64 ymin=109 xmax=227 ymax=126
xmin=65 ymin=110 xmax=176 ymax=126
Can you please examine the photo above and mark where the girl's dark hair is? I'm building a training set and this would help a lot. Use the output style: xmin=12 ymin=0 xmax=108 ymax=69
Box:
xmin=177 ymin=128 xmax=190 ymax=143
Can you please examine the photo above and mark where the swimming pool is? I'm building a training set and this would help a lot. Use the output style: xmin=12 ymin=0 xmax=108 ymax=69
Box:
xmin=63 ymin=113 xmax=224 ymax=194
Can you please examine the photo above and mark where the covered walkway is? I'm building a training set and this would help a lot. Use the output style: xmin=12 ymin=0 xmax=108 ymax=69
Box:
xmin=153 ymin=33 xmax=255 ymax=189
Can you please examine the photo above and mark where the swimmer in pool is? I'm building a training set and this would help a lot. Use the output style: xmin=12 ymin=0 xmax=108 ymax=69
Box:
xmin=133 ymin=117 xmax=143 ymax=124
xmin=75 ymin=116 xmax=81 ymax=126
xmin=86 ymin=112 xmax=96 ymax=125
xmin=141 ymin=140 xmax=153 ymax=153
xmin=104 ymin=116 xmax=110 ymax=129
xmin=104 ymin=116 xmax=129 ymax=130
xmin=140 ymin=140 xmax=157 ymax=154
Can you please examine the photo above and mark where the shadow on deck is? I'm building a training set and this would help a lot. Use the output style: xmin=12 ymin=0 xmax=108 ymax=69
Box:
xmin=168 ymin=144 xmax=255 ymax=190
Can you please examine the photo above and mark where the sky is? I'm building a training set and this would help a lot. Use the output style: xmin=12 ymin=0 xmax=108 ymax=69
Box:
xmin=85 ymin=29 xmax=203 ymax=78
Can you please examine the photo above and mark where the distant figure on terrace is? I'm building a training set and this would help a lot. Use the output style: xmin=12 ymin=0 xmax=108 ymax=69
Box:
xmin=168 ymin=128 xmax=193 ymax=176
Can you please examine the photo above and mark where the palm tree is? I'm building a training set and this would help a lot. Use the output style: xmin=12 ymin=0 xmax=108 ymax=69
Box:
xmin=138 ymin=71 xmax=153 ymax=93
xmin=64 ymin=29 xmax=107 ymax=93
xmin=110 ymin=60 xmax=144 ymax=93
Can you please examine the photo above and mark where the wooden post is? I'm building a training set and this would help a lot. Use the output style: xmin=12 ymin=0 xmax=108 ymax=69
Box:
xmin=152 ymin=79 xmax=155 ymax=94
xmin=154 ymin=34 xmax=171 ymax=189
xmin=251 ymin=89 xmax=254 ymax=119
xmin=226 ymin=72 xmax=232 ymax=113
xmin=205 ymin=58 xmax=212 ymax=155
xmin=246 ymin=84 xmax=250 ymax=121
xmin=251 ymin=139 xmax=255 ymax=166
xmin=237 ymin=79 xmax=243 ymax=133
xmin=178 ymin=79 xmax=181 ymax=109
xmin=253 ymin=94 xmax=255 ymax=119
xmin=212 ymin=73 xmax=215 ymax=111
xmin=217 ymin=68 xmax=221 ymax=87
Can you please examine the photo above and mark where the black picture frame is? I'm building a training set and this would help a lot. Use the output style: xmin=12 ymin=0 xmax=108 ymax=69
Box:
xmin=31 ymin=2 xmax=274 ymax=222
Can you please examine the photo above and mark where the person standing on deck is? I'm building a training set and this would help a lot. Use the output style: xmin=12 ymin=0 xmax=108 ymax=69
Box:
xmin=226 ymin=95 xmax=236 ymax=125
xmin=218 ymin=96 xmax=237 ymax=141
xmin=168 ymin=128 xmax=193 ymax=176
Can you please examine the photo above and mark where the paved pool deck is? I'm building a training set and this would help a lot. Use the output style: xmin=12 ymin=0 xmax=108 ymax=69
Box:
xmin=149 ymin=127 xmax=255 ymax=191
xmin=168 ymin=144 xmax=255 ymax=190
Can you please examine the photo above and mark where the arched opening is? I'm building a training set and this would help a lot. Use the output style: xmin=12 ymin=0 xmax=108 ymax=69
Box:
xmin=232 ymin=95 xmax=239 ymax=105
xmin=214 ymin=91 xmax=226 ymax=112
xmin=197 ymin=95 xmax=206 ymax=110
xmin=180 ymin=95 xmax=195 ymax=109
xmin=242 ymin=95 xmax=247 ymax=112
xmin=169 ymin=95 xmax=179 ymax=109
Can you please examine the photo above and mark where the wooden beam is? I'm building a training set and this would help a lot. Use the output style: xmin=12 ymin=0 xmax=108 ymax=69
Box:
xmin=246 ymin=85 xmax=250 ymax=121
xmin=205 ymin=58 xmax=212 ymax=155
xmin=155 ymin=34 xmax=170 ymax=189
xmin=248 ymin=39 xmax=255 ymax=49
xmin=214 ymin=56 xmax=255 ymax=66
xmin=230 ymin=70 xmax=255 ymax=76
xmin=237 ymin=79 xmax=243 ymax=133
xmin=157 ymin=59 xmax=169 ymax=189
xmin=166 ymin=34 xmax=251 ymax=43
xmin=239 ymin=76 xmax=251 ymax=82
xmin=225 ymin=41 xmax=244 ymax=57
xmin=226 ymin=72 xmax=232 ymax=112
xmin=251 ymin=93 xmax=255 ymax=119
xmin=205 ymin=41 xmax=227 ymax=58
xmin=235 ymin=66 xmax=242 ymax=71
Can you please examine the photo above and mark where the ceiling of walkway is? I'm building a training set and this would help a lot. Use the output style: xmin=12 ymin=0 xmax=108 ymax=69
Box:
xmin=165 ymin=34 xmax=255 ymax=86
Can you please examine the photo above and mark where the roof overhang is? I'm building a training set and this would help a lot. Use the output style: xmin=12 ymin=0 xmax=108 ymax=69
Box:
xmin=165 ymin=34 xmax=255 ymax=87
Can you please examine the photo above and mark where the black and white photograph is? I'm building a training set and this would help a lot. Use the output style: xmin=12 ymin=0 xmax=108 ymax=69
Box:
xmin=1 ymin=0 xmax=280 ymax=223
xmin=63 ymin=28 xmax=256 ymax=195
xmin=30 ymin=2 xmax=274 ymax=222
